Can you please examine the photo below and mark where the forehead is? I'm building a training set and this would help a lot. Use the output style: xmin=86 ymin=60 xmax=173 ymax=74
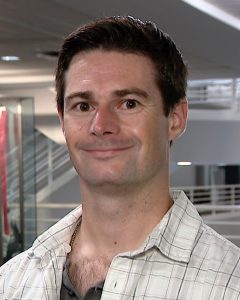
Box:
xmin=69 ymin=49 xmax=155 ymax=71
xmin=65 ymin=50 xmax=159 ymax=95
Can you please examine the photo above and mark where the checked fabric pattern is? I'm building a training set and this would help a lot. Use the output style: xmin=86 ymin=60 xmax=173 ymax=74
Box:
xmin=0 ymin=190 xmax=240 ymax=299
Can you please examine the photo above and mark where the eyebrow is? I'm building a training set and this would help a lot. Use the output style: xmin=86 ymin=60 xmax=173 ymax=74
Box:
xmin=64 ymin=91 xmax=93 ymax=102
xmin=113 ymin=88 xmax=149 ymax=99
xmin=64 ymin=88 xmax=149 ymax=103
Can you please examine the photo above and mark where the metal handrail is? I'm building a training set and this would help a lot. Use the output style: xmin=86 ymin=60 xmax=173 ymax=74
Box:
xmin=6 ymin=129 xmax=75 ymax=204
xmin=174 ymin=184 xmax=240 ymax=205
xmin=187 ymin=78 xmax=240 ymax=102
xmin=187 ymin=78 xmax=240 ymax=110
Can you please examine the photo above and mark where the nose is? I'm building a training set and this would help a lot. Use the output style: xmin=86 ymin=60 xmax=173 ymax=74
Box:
xmin=90 ymin=106 xmax=120 ymax=136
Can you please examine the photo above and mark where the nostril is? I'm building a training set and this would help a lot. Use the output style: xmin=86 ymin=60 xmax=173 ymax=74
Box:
xmin=91 ymin=130 xmax=113 ymax=136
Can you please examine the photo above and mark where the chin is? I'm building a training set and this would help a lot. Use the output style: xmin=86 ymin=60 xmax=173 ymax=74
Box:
xmin=76 ymin=161 xmax=130 ymax=183
xmin=82 ymin=175 xmax=125 ymax=186
xmin=79 ymin=169 xmax=131 ymax=187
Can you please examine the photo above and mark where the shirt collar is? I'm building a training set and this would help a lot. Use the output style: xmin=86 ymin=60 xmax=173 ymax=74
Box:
xmin=31 ymin=205 xmax=82 ymax=257
xmin=139 ymin=190 xmax=202 ymax=263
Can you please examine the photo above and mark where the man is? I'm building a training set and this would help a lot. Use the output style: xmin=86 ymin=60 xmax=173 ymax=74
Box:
xmin=0 ymin=16 xmax=240 ymax=300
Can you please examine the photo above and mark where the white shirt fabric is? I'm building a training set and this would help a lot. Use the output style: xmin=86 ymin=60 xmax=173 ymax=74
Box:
xmin=0 ymin=190 xmax=240 ymax=300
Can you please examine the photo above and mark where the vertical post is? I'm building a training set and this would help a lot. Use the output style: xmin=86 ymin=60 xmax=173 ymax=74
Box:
xmin=237 ymin=79 xmax=240 ymax=113
xmin=190 ymin=188 xmax=194 ymax=203
xmin=48 ymin=139 xmax=53 ymax=187
xmin=0 ymin=107 xmax=4 ymax=264
xmin=0 ymin=174 xmax=2 ymax=266
xmin=210 ymin=166 xmax=217 ymax=215
xmin=0 ymin=107 xmax=10 ymax=236
xmin=231 ymin=186 xmax=235 ymax=213
xmin=17 ymin=102 xmax=24 ymax=252
xmin=232 ymin=79 xmax=236 ymax=110
xmin=0 ymin=106 xmax=10 ymax=263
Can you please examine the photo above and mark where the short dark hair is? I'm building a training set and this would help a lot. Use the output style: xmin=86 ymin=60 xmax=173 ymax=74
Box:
xmin=55 ymin=16 xmax=188 ymax=116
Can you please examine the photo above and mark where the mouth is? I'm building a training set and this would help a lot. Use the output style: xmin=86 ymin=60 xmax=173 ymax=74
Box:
xmin=82 ymin=146 xmax=133 ymax=159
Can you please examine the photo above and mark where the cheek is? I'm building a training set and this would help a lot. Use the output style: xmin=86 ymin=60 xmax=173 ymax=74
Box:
xmin=142 ymin=118 xmax=169 ymax=154
xmin=63 ymin=123 xmax=85 ymax=148
xmin=64 ymin=117 xmax=86 ymax=135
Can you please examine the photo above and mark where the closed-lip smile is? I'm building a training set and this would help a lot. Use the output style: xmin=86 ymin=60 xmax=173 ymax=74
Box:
xmin=83 ymin=146 xmax=133 ymax=158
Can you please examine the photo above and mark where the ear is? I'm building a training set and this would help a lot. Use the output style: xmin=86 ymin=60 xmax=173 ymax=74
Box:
xmin=168 ymin=98 xmax=188 ymax=142
xmin=57 ymin=107 xmax=65 ymax=137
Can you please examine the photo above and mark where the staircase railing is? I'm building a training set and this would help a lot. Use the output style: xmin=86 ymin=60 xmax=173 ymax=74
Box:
xmin=6 ymin=129 xmax=76 ymax=205
xmin=187 ymin=78 xmax=240 ymax=110
xmin=35 ymin=132 xmax=76 ymax=201
xmin=177 ymin=184 xmax=240 ymax=207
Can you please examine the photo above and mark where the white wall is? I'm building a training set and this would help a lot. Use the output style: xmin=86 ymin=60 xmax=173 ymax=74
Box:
xmin=170 ymin=165 xmax=196 ymax=187
xmin=171 ymin=120 xmax=240 ymax=165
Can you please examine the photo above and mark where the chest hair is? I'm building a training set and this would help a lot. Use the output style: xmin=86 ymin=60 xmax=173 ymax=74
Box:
xmin=68 ymin=255 xmax=111 ymax=297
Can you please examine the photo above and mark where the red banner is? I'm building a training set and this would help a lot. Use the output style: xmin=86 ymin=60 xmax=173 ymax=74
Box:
xmin=0 ymin=108 xmax=10 ymax=235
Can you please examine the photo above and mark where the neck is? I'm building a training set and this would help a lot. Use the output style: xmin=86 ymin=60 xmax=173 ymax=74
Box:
xmin=75 ymin=176 xmax=172 ymax=259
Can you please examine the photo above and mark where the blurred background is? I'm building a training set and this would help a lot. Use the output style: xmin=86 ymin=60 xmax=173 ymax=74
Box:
xmin=0 ymin=0 xmax=240 ymax=263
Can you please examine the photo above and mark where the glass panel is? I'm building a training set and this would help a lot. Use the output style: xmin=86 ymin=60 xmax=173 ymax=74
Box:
xmin=0 ymin=98 xmax=36 ymax=264
xmin=21 ymin=98 xmax=36 ymax=249
xmin=0 ymin=100 xmax=21 ymax=263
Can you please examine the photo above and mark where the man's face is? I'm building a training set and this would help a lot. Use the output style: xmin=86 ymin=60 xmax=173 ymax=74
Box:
xmin=61 ymin=50 xmax=185 ymax=188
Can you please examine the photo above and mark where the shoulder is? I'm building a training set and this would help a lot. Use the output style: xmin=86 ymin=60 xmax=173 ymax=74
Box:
xmin=172 ymin=190 xmax=240 ymax=264
xmin=0 ymin=249 xmax=29 ymax=273
xmin=0 ymin=243 xmax=67 ymax=299
xmin=193 ymin=222 xmax=240 ymax=287
xmin=0 ymin=250 xmax=37 ymax=298
xmin=0 ymin=207 xmax=82 ymax=298
xmin=200 ymin=222 xmax=240 ymax=258
xmin=191 ymin=223 xmax=240 ymax=296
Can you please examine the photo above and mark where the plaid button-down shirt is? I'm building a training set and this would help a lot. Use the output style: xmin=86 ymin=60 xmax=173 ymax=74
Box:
xmin=0 ymin=190 xmax=240 ymax=299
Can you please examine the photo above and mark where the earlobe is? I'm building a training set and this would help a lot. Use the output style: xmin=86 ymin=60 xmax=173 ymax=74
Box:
xmin=168 ymin=98 xmax=188 ymax=141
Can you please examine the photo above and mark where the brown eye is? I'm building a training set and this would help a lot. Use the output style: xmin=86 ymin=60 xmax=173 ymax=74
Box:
xmin=125 ymin=100 xmax=138 ymax=109
xmin=78 ymin=102 xmax=90 ymax=111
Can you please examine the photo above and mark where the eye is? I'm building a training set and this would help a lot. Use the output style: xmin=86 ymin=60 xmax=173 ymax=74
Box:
xmin=77 ymin=102 xmax=92 ymax=112
xmin=123 ymin=99 xmax=139 ymax=109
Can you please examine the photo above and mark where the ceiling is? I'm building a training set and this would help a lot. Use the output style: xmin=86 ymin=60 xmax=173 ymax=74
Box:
xmin=197 ymin=0 xmax=240 ymax=24
xmin=0 ymin=0 xmax=240 ymax=91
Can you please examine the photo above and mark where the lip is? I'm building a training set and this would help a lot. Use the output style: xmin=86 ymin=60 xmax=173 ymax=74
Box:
xmin=82 ymin=146 xmax=132 ymax=158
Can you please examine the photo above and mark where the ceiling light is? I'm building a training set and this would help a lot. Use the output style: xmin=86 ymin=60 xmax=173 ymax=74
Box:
xmin=177 ymin=161 xmax=192 ymax=166
xmin=1 ymin=56 xmax=20 ymax=62
xmin=182 ymin=0 xmax=240 ymax=31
